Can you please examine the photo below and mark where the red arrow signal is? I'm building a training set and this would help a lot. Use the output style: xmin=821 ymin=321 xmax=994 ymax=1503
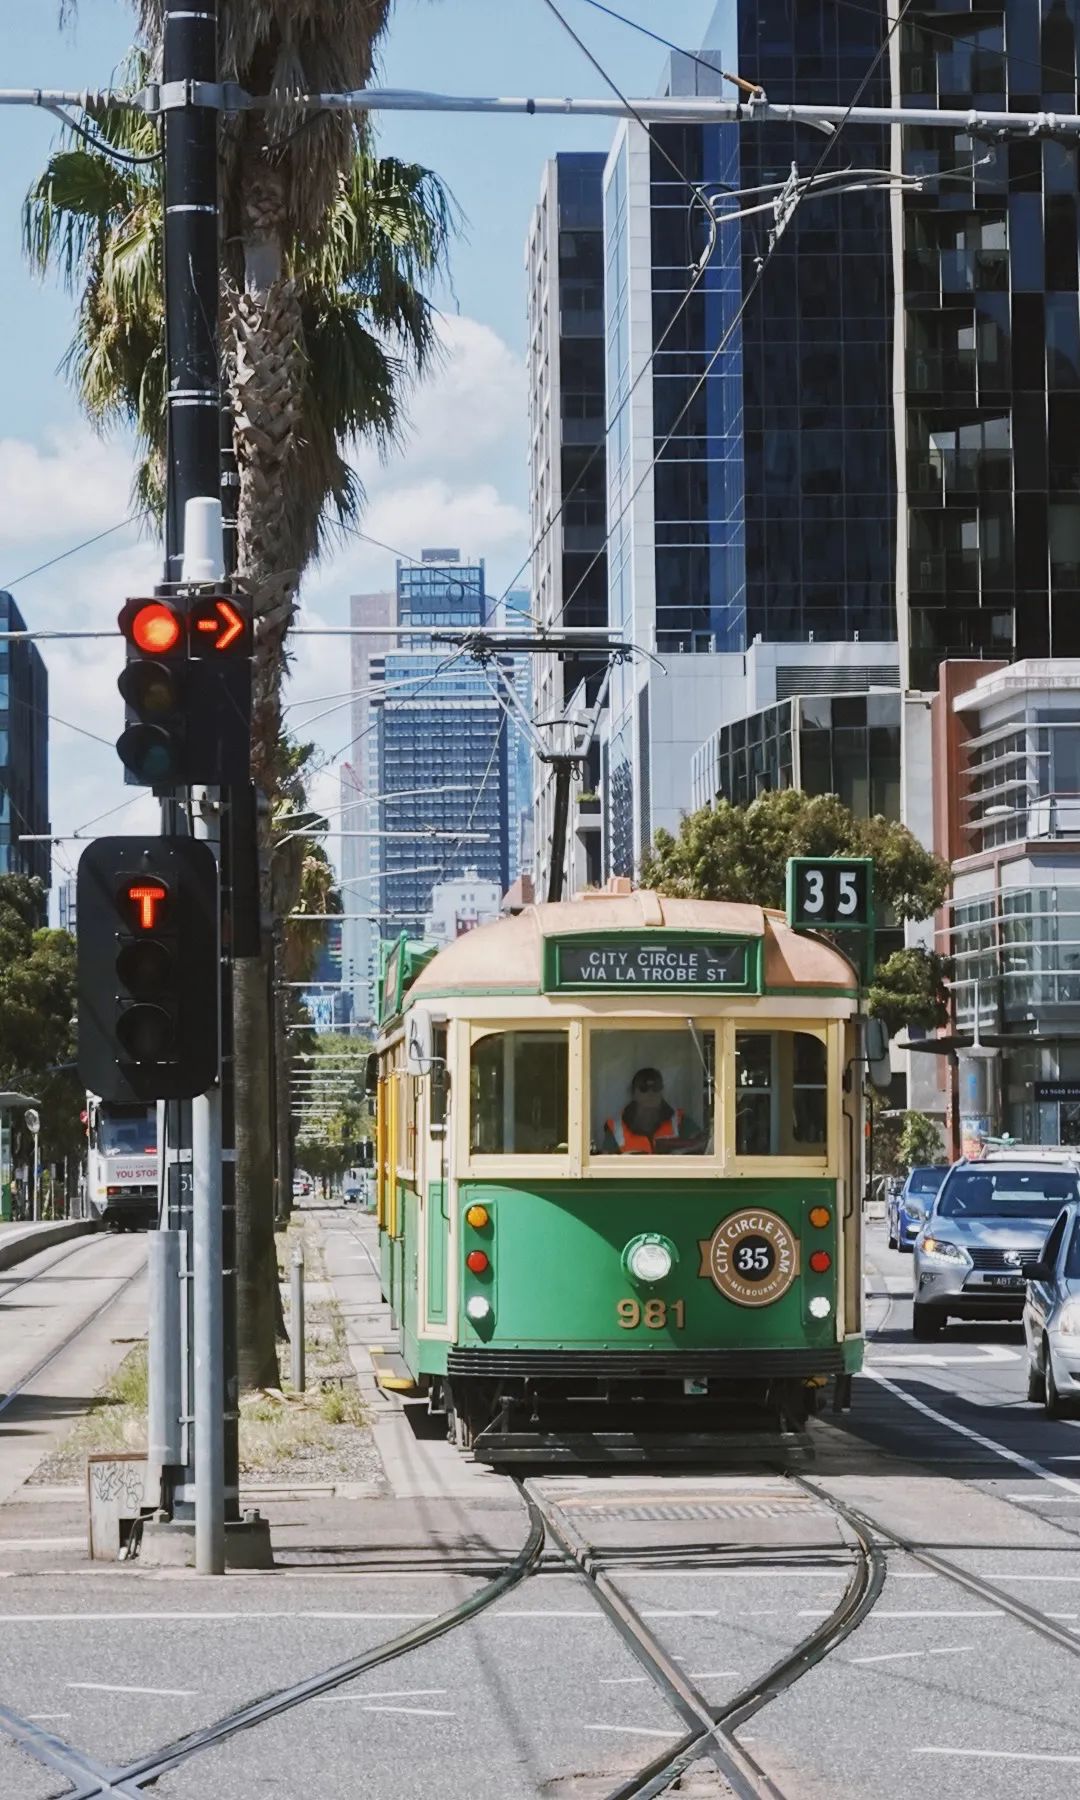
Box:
xmin=187 ymin=596 xmax=251 ymax=657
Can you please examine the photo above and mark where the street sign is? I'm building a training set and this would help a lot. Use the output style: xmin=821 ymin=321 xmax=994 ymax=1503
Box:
xmin=76 ymin=837 xmax=220 ymax=1103
xmin=786 ymin=857 xmax=874 ymax=930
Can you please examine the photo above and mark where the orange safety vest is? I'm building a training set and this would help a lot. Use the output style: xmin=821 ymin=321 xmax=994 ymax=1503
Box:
xmin=606 ymin=1108 xmax=684 ymax=1154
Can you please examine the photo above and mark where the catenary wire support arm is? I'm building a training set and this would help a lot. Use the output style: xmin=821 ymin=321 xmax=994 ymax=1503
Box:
xmin=6 ymin=84 xmax=1080 ymax=139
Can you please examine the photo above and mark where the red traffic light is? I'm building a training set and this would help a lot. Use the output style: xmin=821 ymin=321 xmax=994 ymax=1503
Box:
xmin=122 ymin=880 xmax=168 ymax=932
xmin=188 ymin=597 xmax=251 ymax=656
xmin=121 ymin=600 xmax=185 ymax=656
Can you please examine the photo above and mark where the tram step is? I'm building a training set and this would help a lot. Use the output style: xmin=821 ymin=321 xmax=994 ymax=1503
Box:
xmin=369 ymin=1346 xmax=420 ymax=1395
xmin=472 ymin=1431 xmax=814 ymax=1467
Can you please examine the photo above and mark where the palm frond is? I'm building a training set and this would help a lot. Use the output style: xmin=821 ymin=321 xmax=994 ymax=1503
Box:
xmin=23 ymin=151 xmax=135 ymax=286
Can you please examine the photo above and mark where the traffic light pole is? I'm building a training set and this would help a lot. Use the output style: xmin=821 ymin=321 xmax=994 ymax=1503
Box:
xmin=155 ymin=0 xmax=244 ymax=1568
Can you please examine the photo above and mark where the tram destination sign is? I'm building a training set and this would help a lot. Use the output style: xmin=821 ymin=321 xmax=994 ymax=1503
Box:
xmin=550 ymin=937 xmax=754 ymax=993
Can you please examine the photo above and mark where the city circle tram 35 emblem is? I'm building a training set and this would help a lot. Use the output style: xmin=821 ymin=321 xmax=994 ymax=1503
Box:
xmin=698 ymin=1209 xmax=800 ymax=1307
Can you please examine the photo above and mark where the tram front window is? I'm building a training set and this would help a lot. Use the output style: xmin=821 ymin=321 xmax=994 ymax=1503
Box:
xmin=735 ymin=1031 xmax=827 ymax=1156
xmin=470 ymin=1031 xmax=569 ymax=1154
xmin=591 ymin=1028 xmax=714 ymax=1156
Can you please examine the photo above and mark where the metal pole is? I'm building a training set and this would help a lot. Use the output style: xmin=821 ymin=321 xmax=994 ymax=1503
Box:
xmin=162 ymin=0 xmax=221 ymax=579
xmin=148 ymin=1230 xmax=183 ymax=1470
xmin=31 ymin=1131 xmax=38 ymax=1223
xmin=192 ymin=1083 xmax=224 ymax=1573
xmin=289 ymin=1249 xmax=305 ymax=1394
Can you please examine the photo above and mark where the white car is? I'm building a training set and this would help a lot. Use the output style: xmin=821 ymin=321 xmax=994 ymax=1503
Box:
xmin=1023 ymin=1201 xmax=1080 ymax=1418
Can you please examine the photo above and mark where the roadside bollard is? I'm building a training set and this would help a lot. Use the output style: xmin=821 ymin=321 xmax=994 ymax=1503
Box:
xmin=290 ymin=1247 xmax=306 ymax=1394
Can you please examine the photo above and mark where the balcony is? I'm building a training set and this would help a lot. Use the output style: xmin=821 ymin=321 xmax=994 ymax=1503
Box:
xmin=907 ymin=347 xmax=977 ymax=397
xmin=909 ymin=448 xmax=1012 ymax=497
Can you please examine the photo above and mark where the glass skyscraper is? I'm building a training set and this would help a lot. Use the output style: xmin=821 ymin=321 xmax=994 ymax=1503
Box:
xmin=896 ymin=3 xmax=1080 ymax=688
xmin=374 ymin=554 xmax=509 ymax=934
xmin=0 ymin=591 xmax=49 ymax=895
xmin=601 ymin=2 xmax=897 ymax=877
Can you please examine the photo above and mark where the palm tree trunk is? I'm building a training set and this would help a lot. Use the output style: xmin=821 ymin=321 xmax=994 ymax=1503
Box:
xmin=232 ymin=953 xmax=279 ymax=1388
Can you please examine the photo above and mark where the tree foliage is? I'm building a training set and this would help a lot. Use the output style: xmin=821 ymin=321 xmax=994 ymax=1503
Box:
xmin=899 ymin=1110 xmax=946 ymax=1168
xmin=641 ymin=791 xmax=949 ymax=921
xmin=0 ymin=877 xmax=84 ymax=1168
xmin=641 ymin=791 xmax=953 ymax=1034
xmin=294 ymin=1034 xmax=370 ymax=1182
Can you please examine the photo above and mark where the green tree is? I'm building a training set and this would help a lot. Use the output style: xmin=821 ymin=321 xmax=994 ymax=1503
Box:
xmin=898 ymin=1110 xmax=945 ymax=1168
xmin=641 ymin=791 xmax=953 ymax=1033
xmin=293 ymin=1033 xmax=370 ymax=1185
xmin=0 ymin=877 xmax=84 ymax=1184
xmin=28 ymin=9 xmax=455 ymax=1385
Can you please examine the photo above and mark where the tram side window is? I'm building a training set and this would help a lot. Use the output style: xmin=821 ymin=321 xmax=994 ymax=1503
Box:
xmin=735 ymin=1032 xmax=828 ymax=1157
xmin=590 ymin=1028 xmax=714 ymax=1156
xmin=470 ymin=1031 xmax=569 ymax=1155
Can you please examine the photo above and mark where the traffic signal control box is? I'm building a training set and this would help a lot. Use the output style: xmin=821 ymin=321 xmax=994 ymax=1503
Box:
xmin=117 ymin=596 xmax=252 ymax=790
xmin=77 ymin=836 xmax=220 ymax=1103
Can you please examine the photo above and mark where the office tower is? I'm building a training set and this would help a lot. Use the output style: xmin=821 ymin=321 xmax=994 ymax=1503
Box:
xmin=895 ymin=4 xmax=1080 ymax=690
xmin=600 ymin=3 xmax=898 ymax=876
xmin=527 ymin=152 xmax=609 ymax=897
xmin=340 ymin=590 xmax=395 ymax=1025
xmin=0 ymin=592 xmax=49 ymax=894
xmin=374 ymin=552 xmax=509 ymax=933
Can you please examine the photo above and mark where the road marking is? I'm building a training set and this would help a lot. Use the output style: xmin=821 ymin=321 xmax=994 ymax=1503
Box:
xmin=915 ymin=1748 xmax=1080 ymax=1766
xmin=601 ymin=1671 xmax=738 ymax=1684
xmin=66 ymin=1682 xmax=197 ymax=1698
xmin=864 ymin=1369 xmax=1080 ymax=1501
xmin=801 ymin=1609 xmax=1002 ymax=1619
xmin=356 ymin=1705 xmax=455 ymax=1718
xmin=1001 ymin=1493 xmax=1080 ymax=1505
xmin=583 ymin=1725 xmax=682 ymax=1739
xmin=851 ymin=1646 xmax=973 ymax=1665
xmin=870 ymin=1345 xmax=1020 ymax=1366
xmin=0 ymin=1611 xmax=430 ymax=1624
xmin=26 ymin=1713 xmax=71 ymax=1721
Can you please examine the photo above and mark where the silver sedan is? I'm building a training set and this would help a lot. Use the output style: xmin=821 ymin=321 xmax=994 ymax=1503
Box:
xmin=912 ymin=1160 xmax=1080 ymax=1339
xmin=1023 ymin=1201 xmax=1080 ymax=1418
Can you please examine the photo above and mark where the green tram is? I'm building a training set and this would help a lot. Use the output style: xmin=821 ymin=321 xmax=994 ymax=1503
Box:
xmin=373 ymin=882 xmax=870 ymax=1461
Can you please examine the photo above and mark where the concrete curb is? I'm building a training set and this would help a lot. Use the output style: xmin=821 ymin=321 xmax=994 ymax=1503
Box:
xmin=0 ymin=1218 xmax=97 ymax=1272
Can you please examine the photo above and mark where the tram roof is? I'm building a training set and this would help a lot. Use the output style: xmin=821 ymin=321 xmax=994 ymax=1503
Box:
xmin=407 ymin=890 xmax=857 ymax=1001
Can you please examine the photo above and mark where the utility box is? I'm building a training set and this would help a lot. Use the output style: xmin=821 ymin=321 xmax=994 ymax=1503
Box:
xmin=87 ymin=1453 xmax=150 ymax=1561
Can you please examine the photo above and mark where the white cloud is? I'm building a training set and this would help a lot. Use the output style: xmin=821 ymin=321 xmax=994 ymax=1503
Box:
xmin=4 ymin=311 xmax=533 ymax=900
xmin=0 ymin=427 xmax=137 ymax=548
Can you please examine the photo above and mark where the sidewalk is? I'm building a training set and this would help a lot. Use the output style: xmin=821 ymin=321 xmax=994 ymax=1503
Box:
xmin=309 ymin=1199 xmax=505 ymax=1503
xmin=0 ymin=1215 xmax=95 ymax=1271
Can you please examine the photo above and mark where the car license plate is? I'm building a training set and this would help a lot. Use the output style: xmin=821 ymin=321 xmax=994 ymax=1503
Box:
xmin=983 ymin=1274 xmax=1023 ymax=1289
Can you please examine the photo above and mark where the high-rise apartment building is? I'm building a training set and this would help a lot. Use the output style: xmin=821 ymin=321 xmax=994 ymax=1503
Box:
xmin=527 ymin=152 xmax=608 ymax=897
xmin=894 ymin=5 xmax=1080 ymax=691
xmin=373 ymin=553 xmax=509 ymax=934
xmin=340 ymin=589 xmax=395 ymax=1025
xmin=0 ymin=592 xmax=49 ymax=894
xmin=600 ymin=4 xmax=898 ymax=876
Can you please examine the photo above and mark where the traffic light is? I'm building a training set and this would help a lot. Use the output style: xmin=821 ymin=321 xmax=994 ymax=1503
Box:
xmin=117 ymin=595 xmax=252 ymax=790
xmin=76 ymin=836 xmax=220 ymax=1103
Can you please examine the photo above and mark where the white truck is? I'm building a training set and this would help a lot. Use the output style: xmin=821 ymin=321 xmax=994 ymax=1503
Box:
xmin=85 ymin=1097 xmax=159 ymax=1230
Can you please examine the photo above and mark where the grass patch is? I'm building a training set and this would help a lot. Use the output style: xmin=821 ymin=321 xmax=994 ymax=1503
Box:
xmin=31 ymin=1214 xmax=373 ymax=1486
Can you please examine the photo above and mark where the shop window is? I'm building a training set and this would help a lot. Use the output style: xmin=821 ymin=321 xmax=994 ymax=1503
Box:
xmin=735 ymin=1032 xmax=828 ymax=1156
xmin=470 ymin=1031 xmax=568 ymax=1155
xmin=590 ymin=1027 xmax=714 ymax=1156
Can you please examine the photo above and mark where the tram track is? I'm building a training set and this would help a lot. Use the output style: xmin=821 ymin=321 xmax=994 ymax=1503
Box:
xmin=0 ymin=1229 xmax=102 ymax=1303
xmin=0 ymin=1240 xmax=146 ymax=1424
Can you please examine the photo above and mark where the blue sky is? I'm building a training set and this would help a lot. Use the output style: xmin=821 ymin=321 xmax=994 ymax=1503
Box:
xmin=0 ymin=0 xmax=716 ymax=895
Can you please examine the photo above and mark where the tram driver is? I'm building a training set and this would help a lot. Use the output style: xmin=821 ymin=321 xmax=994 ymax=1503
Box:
xmin=603 ymin=1066 xmax=708 ymax=1155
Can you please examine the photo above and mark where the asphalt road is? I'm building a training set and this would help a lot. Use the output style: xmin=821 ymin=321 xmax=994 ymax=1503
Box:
xmin=2 ymin=1222 xmax=1080 ymax=1797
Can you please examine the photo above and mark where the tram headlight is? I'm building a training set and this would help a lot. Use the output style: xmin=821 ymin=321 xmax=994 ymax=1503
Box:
xmin=623 ymin=1234 xmax=678 ymax=1285
xmin=466 ymin=1296 xmax=491 ymax=1322
xmin=808 ymin=1296 xmax=832 ymax=1319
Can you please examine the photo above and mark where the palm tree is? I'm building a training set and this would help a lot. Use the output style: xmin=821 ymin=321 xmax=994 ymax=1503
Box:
xmin=28 ymin=11 xmax=455 ymax=1385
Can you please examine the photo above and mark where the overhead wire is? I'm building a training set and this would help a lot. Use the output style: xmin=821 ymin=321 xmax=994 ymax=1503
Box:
xmin=546 ymin=0 xmax=915 ymax=631
xmin=0 ymin=515 xmax=147 ymax=591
